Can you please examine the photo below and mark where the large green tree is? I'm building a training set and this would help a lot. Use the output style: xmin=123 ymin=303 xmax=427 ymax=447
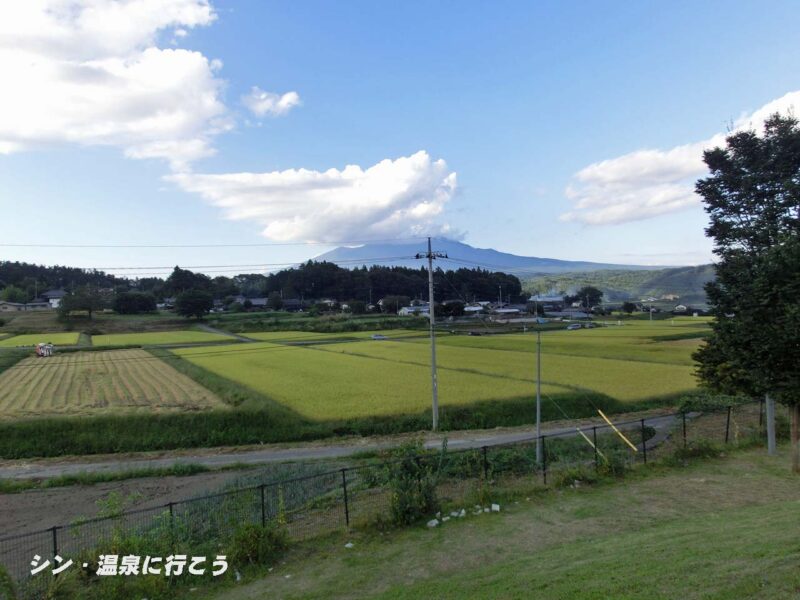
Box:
xmin=58 ymin=287 xmax=109 ymax=319
xmin=693 ymin=113 xmax=800 ymax=471
xmin=175 ymin=289 xmax=213 ymax=319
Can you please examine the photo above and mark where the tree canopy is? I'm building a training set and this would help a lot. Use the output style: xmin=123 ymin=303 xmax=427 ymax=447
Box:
xmin=693 ymin=113 xmax=800 ymax=470
xmin=175 ymin=289 xmax=214 ymax=319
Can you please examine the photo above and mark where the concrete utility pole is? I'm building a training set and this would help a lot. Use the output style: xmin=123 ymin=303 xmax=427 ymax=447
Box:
xmin=536 ymin=329 xmax=542 ymax=463
xmin=766 ymin=393 xmax=777 ymax=455
xmin=416 ymin=238 xmax=447 ymax=431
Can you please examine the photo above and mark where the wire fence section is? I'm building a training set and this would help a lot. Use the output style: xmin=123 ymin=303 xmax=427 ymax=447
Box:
xmin=0 ymin=400 xmax=784 ymax=593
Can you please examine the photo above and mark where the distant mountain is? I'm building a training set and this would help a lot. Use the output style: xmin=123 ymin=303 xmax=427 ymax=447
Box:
xmin=314 ymin=238 xmax=660 ymax=275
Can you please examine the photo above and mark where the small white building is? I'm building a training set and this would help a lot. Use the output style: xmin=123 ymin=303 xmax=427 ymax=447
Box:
xmin=399 ymin=305 xmax=429 ymax=317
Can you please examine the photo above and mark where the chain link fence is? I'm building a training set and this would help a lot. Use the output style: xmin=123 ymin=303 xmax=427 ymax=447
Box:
xmin=0 ymin=400 xmax=785 ymax=597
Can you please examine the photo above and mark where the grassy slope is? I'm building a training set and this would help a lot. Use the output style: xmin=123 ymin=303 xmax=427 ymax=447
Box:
xmin=209 ymin=448 xmax=800 ymax=600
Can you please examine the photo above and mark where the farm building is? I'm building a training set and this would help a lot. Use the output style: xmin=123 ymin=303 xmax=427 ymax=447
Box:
xmin=528 ymin=294 xmax=566 ymax=311
xmin=0 ymin=300 xmax=50 ymax=312
xmin=41 ymin=289 xmax=67 ymax=308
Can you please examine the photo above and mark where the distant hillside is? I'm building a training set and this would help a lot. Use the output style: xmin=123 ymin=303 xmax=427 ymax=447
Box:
xmin=316 ymin=238 xmax=658 ymax=275
xmin=522 ymin=265 xmax=715 ymax=305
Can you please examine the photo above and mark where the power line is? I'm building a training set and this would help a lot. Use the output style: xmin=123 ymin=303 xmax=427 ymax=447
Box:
xmin=0 ymin=236 xmax=427 ymax=249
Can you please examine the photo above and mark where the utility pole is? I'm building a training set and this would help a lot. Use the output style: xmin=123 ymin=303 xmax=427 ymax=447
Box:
xmin=416 ymin=238 xmax=447 ymax=431
xmin=536 ymin=329 xmax=542 ymax=463
xmin=766 ymin=393 xmax=776 ymax=455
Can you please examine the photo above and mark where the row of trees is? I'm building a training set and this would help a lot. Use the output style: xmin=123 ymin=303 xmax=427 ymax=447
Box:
xmin=1 ymin=261 xmax=524 ymax=309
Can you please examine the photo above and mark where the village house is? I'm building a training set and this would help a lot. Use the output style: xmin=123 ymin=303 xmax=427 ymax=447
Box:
xmin=0 ymin=299 xmax=50 ymax=312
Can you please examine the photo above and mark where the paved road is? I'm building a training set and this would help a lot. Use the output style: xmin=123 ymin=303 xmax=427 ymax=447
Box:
xmin=0 ymin=413 xmax=687 ymax=481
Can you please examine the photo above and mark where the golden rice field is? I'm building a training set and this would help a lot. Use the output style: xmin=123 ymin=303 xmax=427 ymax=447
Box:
xmin=0 ymin=332 xmax=81 ymax=347
xmin=0 ymin=349 xmax=223 ymax=419
xmin=91 ymin=330 xmax=234 ymax=347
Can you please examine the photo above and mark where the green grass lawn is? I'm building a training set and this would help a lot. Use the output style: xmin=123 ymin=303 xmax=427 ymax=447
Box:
xmin=91 ymin=330 xmax=235 ymax=346
xmin=0 ymin=332 xmax=81 ymax=347
xmin=208 ymin=447 xmax=800 ymax=600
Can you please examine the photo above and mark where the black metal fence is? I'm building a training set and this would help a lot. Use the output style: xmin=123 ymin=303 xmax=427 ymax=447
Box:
xmin=0 ymin=400 xmax=784 ymax=597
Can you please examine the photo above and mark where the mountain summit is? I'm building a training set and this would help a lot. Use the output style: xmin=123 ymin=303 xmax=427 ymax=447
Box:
xmin=314 ymin=238 xmax=659 ymax=275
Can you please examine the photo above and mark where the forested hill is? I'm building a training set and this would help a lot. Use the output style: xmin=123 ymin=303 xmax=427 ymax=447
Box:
xmin=0 ymin=261 xmax=124 ymax=296
xmin=522 ymin=264 xmax=715 ymax=305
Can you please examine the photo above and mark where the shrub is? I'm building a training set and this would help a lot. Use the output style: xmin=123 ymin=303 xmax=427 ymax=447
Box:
xmin=667 ymin=439 xmax=724 ymax=464
xmin=387 ymin=440 xmax=442 ymax=526
xmin=551 ymin=465 xmax=599 ymax=488
xmin=227 ymin=523 xmax=289 ymax=567
xmin=0 ymin=565 xmax=16 ymax=600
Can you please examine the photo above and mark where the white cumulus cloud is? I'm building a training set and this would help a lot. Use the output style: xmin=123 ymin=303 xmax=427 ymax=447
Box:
xmin=0 ymin=0 xmax=228 ymax=169
xmin=168 ymin=151 xmax=458 ymax=242
xmin=242 ymin=87 xmax=301 ymax=117
xmin=561 ymin=91 xmax=800 ymax=225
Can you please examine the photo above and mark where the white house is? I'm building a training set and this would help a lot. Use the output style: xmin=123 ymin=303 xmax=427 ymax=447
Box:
xmin=41 ymin=289 xmax=67 ymax=309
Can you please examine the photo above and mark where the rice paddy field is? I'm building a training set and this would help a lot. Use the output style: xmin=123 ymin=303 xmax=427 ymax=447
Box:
xmin=244 ymin=329 xmax=426 ymax=343
xmin=90 ymin=330 xmax=235 ymax=347
xmin=0 ymin=332 xmax=81 ymax=347
xmin=174 ymin=319 xmax=707 ymax=421
xmin=0 ymin=349 xmax=223 ymax=418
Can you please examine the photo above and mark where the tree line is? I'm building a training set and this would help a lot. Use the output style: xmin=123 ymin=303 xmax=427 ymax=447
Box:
xmin=1 ymin=260 xmax=523 ymax=316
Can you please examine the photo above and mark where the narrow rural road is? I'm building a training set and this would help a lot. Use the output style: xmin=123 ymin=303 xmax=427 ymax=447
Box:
xmin=0 ymin=412 xmax=687 ymax=481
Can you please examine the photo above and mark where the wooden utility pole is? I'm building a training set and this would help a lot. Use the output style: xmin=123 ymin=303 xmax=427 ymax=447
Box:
xmin=416 ymin=238 xmax=447 ymax=431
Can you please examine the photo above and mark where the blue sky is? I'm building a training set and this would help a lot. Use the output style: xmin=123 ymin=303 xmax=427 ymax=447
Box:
xmin=2 ymin=0 xmax=800 ymax=277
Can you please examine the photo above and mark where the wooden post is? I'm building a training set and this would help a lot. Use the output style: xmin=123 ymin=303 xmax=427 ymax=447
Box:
xmin=725 ymin=406 xmax=732 ymax=444
xmin=641 ymin=419 xmax=647 ymax=464
xmin=341 ymin=469 xmax=350 ymax=527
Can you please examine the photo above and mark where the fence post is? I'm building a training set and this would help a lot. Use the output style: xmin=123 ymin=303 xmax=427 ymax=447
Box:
xmin=640 ymin=419 xmax=647 ymax=464
xmin=341 ymin=469 xmax=350 ymax=528
xmin=759 ymin=399 xmax=764 ymax=428
xmin=725 ymin=406 xmax=732 ymax=444
xmin=168 ymin=502 xmax=175 ymax=549
xmin=541 ymin=436 xmax=547 ymax=485
xmin=482 ymin=446 xmax=489 ymax=480
xmin=592 ymin=426 xmax=599 ymax=473
xmin=260 ymin=484 xmax=266 ymax=527
xmin=51 ymin=526 xmax=59 ymax=577
xmin=682 ymin=411 xmax=687 ymax=448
